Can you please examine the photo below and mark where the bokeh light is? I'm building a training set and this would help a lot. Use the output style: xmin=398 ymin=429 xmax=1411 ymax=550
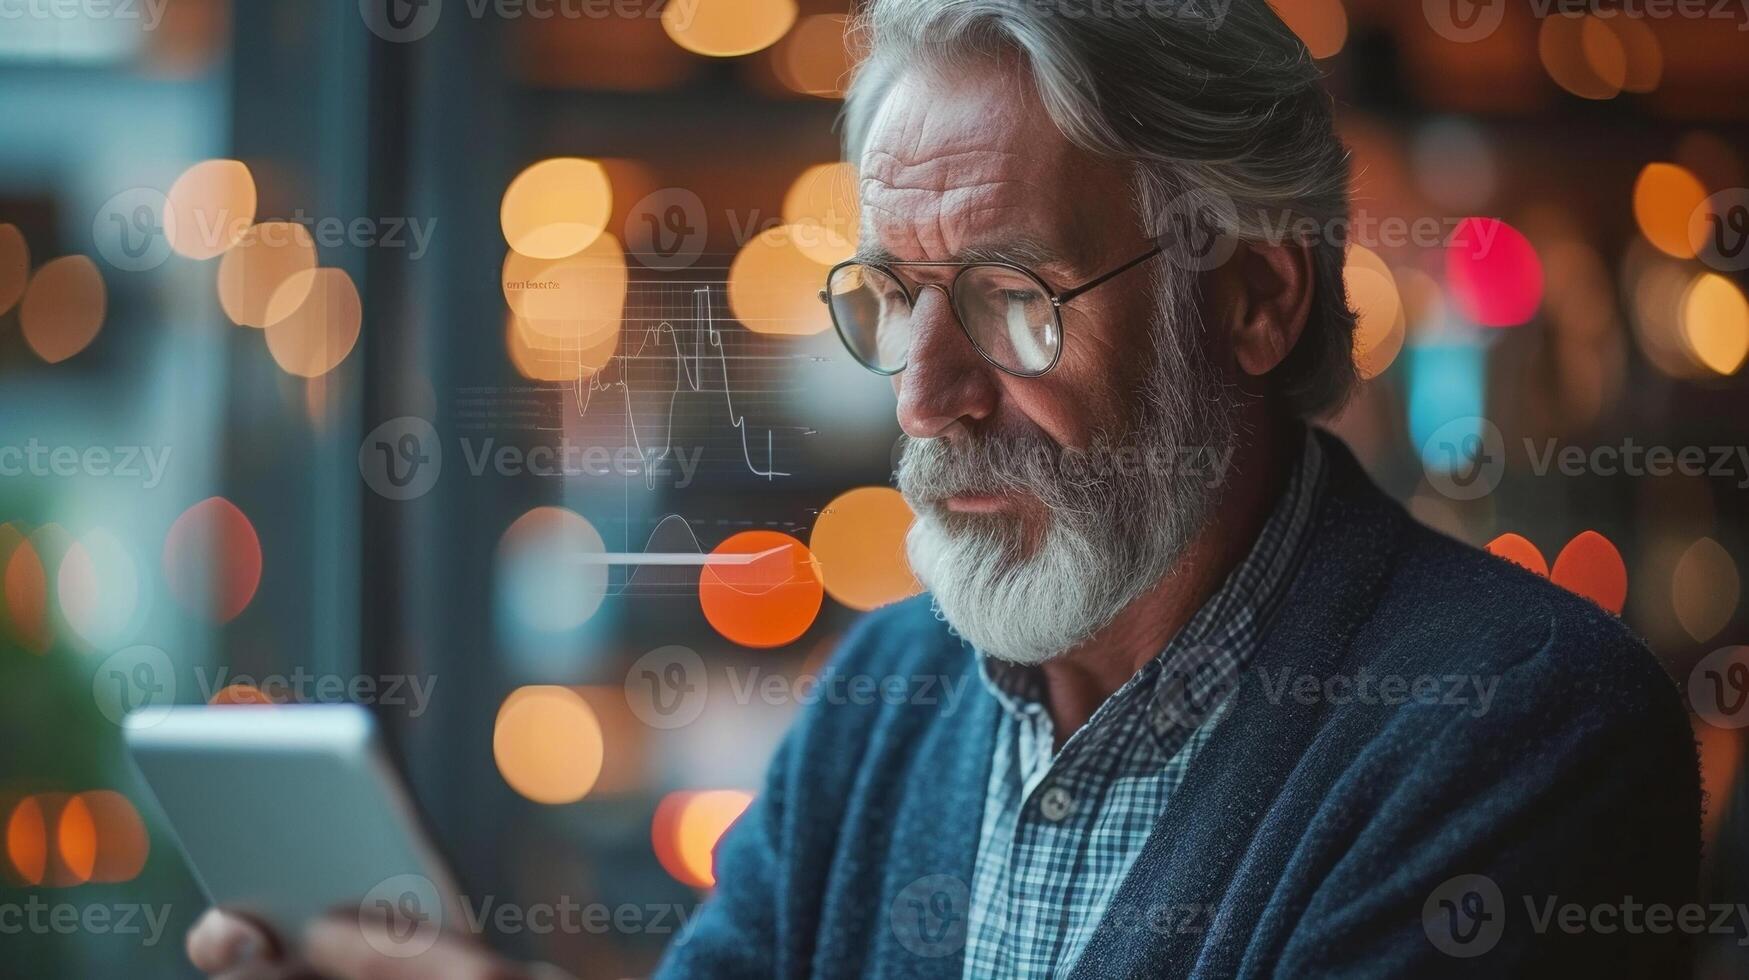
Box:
xmin=494 ymin=686 xmax=605 ymax=805
xmin=262 ymin=268 xmax=363 ymax=378
xmin=57 ymin=528 xmax=140 ymax=648
xmin=1550 ymin=530 xmax=1628 ymax=615
xmin=502 ymin=232 xmax=628 ymax=347
xmin=1672 ymin=537 xmax=1740 ymax=643
xmin=496 ymin=507 xmax=608 ymax=633
xmin=772 ymin=14 xmax=851 ymax=98
xmin=0 ymin=222 xmax=27 ymax=314
xmin=165 ymin=158 xmax=257 ymax=260
xmin=1444 ymin=217 xmax=1542 ymax=327
xmin=1270 ymin=0 xmax=1347 ymax=59
xmin=1539 ymin=14 xmax=1624 ymax=101
xmin=501 ymin=158 xmax=613 ymax=260
xmin=20 ymin=255 xmax=107 ymax=364
xmin=652 ymin=789 xmax=753 ymax=888
xmin=727 ymin=227 xmax=832 ymax=335
xmin=699 ymin=530 xmax=822 ymax=647
xmin=163 ymin=496 xmax=262 ymax=623
xmin=781 ymin=163 xmax=858 ymax=266
xmin=1679 ymin=272 xmax=1749 ymax=376
xmin=5 ymin=796 xmax=48 ymax=885
xmin=1634 ymin=162 xmax=1709 ymax=260
xmin=4 ymin=532 xmax=51 ymax=654
xmin=1487 ymin=532 xmax=1549 ymax=577
xmin=217 ymin=221 xmax=317 ymax=328
xmin=810 ymin=487 xmax=921 ymax=612
xmin=507 ymin=312 xmax=620 ymax=383
xmin=57 ymin=791 xmax=148 ymax=884
xmin=662 ymin=0 xmax=796 ymax=57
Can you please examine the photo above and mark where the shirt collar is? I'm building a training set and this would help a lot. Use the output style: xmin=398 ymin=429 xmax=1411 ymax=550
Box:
xmin=977 ymin=429 xmax=1328 ymax=743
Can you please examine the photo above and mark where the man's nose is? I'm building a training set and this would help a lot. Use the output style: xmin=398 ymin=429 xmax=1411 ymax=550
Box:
xmin=894 ymin=284 xmax=998 ymax=440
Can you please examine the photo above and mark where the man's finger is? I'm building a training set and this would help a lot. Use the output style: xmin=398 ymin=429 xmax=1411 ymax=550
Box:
xmin=301 ymin=916 xmax=517 ymax=980
xmin=188 ymin=908 xmax=276 ymax=974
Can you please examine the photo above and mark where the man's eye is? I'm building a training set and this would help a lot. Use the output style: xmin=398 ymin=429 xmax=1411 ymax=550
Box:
xmin=998 ymin=288 xmax=1043 ymax=305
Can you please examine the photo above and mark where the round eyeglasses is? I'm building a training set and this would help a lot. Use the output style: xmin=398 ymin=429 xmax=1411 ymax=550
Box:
xmin=818 ymin=242 xmax=1167 ymax=378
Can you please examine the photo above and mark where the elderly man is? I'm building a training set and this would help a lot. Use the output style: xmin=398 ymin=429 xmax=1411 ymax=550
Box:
xmin=192 ymin=0 xmax=1699 ymax=976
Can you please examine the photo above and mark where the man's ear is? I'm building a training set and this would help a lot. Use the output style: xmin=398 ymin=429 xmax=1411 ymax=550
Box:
xmin=1220 ymin=241 xmax=1315 ymax=379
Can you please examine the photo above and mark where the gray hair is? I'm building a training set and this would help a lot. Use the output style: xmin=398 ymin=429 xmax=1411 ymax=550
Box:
xmin=840 ymin=0 xmax=1358 ymax=418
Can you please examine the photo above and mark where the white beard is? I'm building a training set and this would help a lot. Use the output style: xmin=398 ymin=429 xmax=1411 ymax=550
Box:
xmin=897 ymin=278 xmax=1237 ymax=666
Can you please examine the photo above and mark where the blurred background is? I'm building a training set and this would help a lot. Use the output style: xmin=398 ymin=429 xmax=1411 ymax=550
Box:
xmin=0 ymin=0 xmax=1746 ymax=976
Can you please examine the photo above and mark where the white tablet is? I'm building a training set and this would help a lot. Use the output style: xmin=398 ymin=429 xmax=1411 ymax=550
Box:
xmin=124 ymin=704 xmax=462 ymax=945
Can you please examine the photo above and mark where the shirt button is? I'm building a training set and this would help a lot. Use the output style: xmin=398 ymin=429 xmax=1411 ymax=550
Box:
xmin=1039 ymin=785 xmax=1075 ymax=822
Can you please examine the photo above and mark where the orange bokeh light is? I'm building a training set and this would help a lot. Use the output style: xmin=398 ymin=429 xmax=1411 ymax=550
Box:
xmin=1486 ymin=532 xmax=1549 ymax=578
xmin=501 ymin=157 xmax=613 ymax=260
xmin=163 ymin=496 xmax=262 ymax=623
xmin=5 ymin=796 xmax=48 ymax=886
xmin=264 ymin=268 xmax=363 ymax=378
xmin=165 ymin=159 xmax=257 ymax=260
xmin=662 ymin=0 xmax=796 ymax=57
xmin=493 ymin=686 xmax=605 ymax=805
xmin=20 ymin=255 xmax=106 ymax=364
xmin=1635 ymin=162 xmax=1709 ymax=260
xmin=810 ymin=487 xmax=922 ymax=612
xmin=4 ymin=535 xmax=50 ymax=655
xmin=0 ymin=223 xmax=27 ymax=315
xmin=1550 ymin=530 xmax=1628 ymax=615
xmin=217 ymin=222 xmax=318 ymax=328
xmin=727 ymin=227 xmax=833 ymax=336
xmin=699 ymin=530 xmax=823 ymax=648
xmin=652 ymin=790 xmax=753 ymax=889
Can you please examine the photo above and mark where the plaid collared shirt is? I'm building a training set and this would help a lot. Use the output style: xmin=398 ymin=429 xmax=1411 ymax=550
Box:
xmin=959 ymin=433 xmax=1328 ymax=979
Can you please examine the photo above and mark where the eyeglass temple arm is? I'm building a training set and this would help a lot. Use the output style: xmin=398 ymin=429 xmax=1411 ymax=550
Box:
xmin=1051 ymin=234 xmax=1175 ymax=307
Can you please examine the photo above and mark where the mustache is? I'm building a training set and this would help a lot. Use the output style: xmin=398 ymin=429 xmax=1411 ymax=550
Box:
xmin=896 ymin=433 xmax=1111 ymax=508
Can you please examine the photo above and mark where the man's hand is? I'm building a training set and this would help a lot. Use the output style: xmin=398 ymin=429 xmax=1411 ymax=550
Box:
xmin=186 ymin=908 xmax=565 ymax=980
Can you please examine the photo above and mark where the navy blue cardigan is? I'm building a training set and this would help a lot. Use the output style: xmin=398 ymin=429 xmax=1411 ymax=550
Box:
xmin=658 ymin=433 xmax=1700 ymax=977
